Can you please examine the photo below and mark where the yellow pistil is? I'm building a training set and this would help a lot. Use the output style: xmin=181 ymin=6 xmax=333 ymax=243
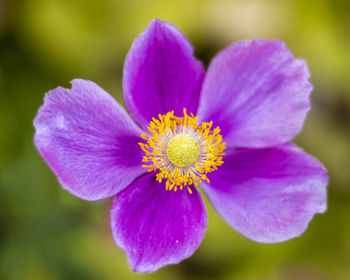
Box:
xmin=139 ymin=109 xmax=226 ymax=193
xmin=166 ymin=134 xmax=200 ymax=167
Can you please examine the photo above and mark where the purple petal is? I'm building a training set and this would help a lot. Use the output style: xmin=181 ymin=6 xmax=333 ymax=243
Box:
xmin=110 ymin=173 xmax=207 ymax=273
xmin=202 ymin=144 xmax=328 ymax=243
xmin=34 ymin=79 xmax=146 ymax=201
xmin=197 ymin=40 xmax=312 ymax=148
xmin=123 ymin=19 xmax=205 ymax=130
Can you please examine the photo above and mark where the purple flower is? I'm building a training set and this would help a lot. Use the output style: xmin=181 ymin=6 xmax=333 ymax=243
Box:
xmin=34 ymin=19 xmax=328 ymax=273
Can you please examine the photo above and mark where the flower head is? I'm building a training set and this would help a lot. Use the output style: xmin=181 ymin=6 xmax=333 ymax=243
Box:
xmin=140 ymin=109 xmax=225 ymax=192
xmin=34 ymin=19 xmax=328 ymax=273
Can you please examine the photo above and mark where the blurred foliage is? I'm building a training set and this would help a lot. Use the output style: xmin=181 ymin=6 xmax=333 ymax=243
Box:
xmin=1 ymin=0 xmax=350 ymax=279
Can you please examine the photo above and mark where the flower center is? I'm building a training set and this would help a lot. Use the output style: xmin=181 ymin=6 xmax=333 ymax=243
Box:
xmin=139 ymin=109 xmax=225 ymax=193
xmin=166 ymin=134 xmax=200 ymax=167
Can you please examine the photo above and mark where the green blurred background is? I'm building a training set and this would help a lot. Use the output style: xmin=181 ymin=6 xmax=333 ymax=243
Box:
xmin=1 ymin=0 xmax=350 ymax=279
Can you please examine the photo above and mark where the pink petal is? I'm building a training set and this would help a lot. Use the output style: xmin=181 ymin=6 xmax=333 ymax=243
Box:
xmin=202 ymin=144 xmax=328 ymax=243
xmin=111 ymin=173 xmax=207 ymax=273
xmin=197 ymin=40 xmax=312 ymax=148
xmin=123 ymin=19 xmax=205 ymax=130
xmin=34 ymin=79 xmax=145 ymax=201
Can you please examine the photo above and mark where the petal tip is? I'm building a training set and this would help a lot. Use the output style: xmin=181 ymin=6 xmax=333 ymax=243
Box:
xmin=149 ymin=18 xmax=161 ymax=26
xmin=145 ymin=18 xmax=168 ymax=35
xmin=70 ymin=78 xmax=96 ymax=91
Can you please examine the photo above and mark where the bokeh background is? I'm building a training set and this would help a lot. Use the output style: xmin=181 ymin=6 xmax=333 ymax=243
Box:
xmin=1 ymin=0 xmax=350 ymax=279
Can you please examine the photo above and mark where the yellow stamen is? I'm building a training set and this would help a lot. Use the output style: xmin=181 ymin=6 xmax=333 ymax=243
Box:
xmin=139 ymin=109 xmax=225 ymax=193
